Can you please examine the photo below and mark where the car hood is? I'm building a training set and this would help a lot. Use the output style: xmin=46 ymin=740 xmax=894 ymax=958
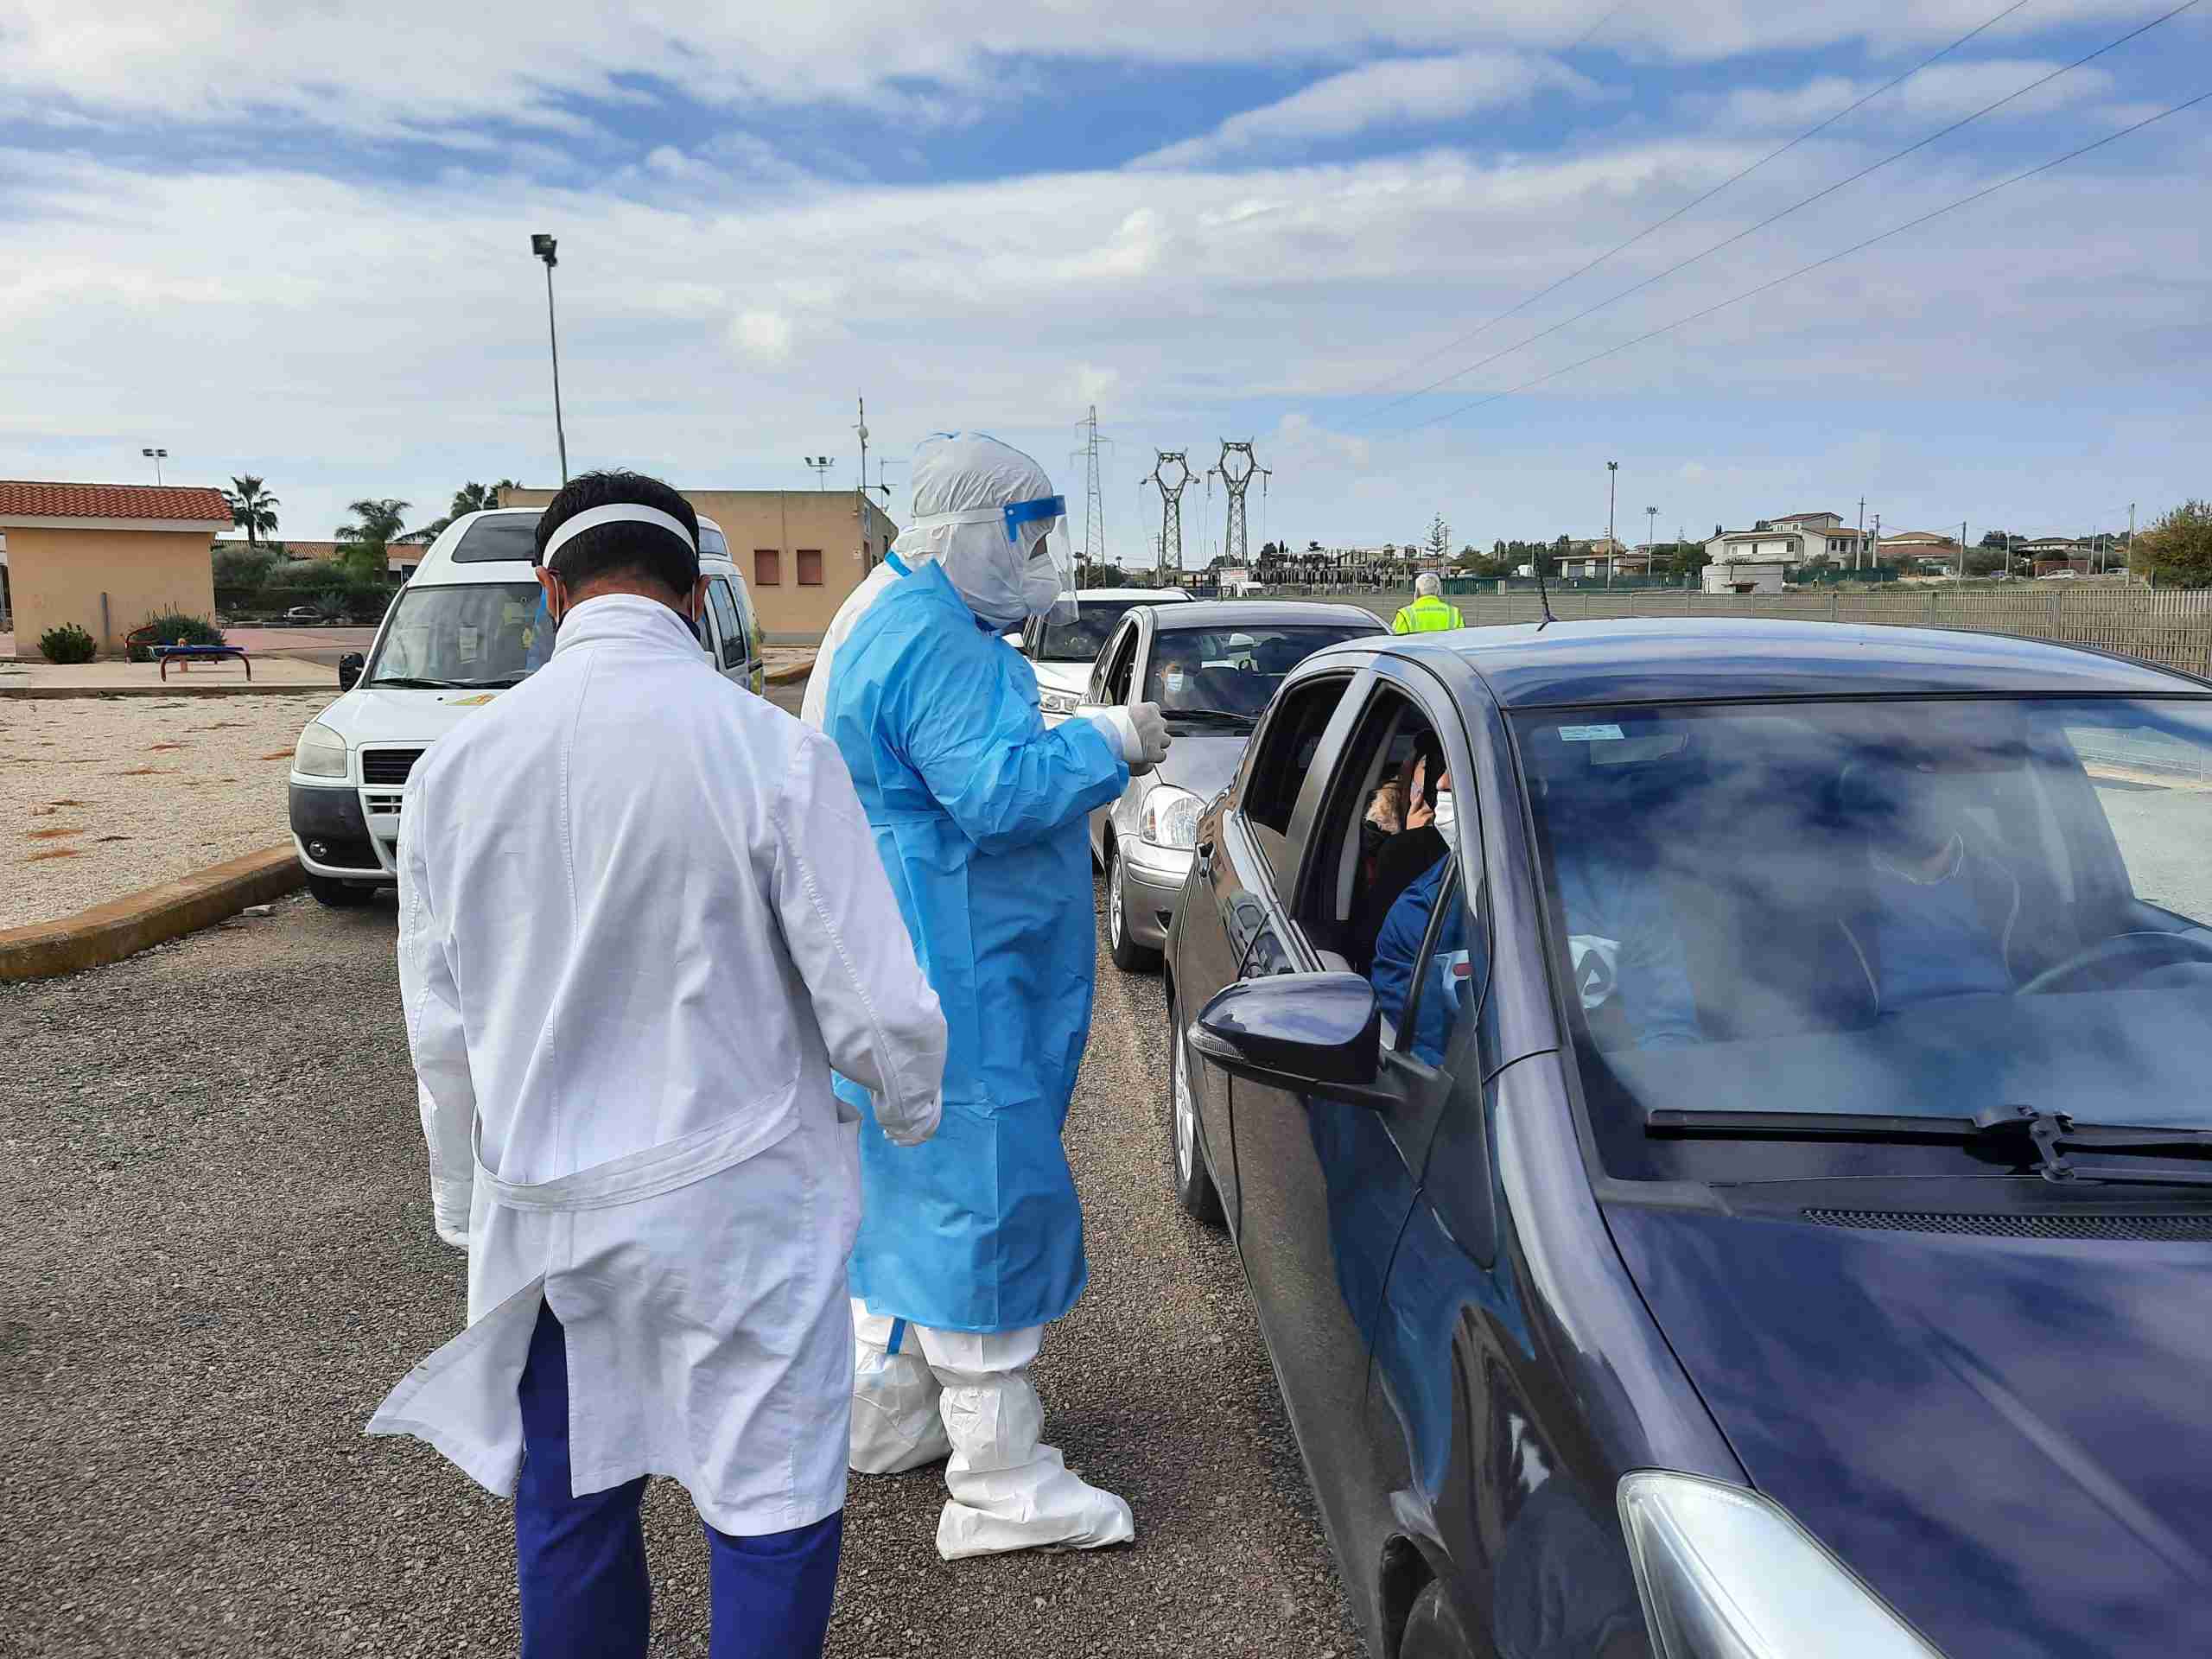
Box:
xmin=1151 ymin=728 xmax=1249 ymax=803
xmin=1607 ymin=1201 xmax=2212 ymax=1656
xmin=311 ymin=683 xmax=512 ymax=747
xmin=1033 ymin=659 xmax=1092 ymax=699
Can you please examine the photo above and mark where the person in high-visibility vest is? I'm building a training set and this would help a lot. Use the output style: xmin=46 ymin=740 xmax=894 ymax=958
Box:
xmin=1392 ymin=572 xmax=1465 ymax=633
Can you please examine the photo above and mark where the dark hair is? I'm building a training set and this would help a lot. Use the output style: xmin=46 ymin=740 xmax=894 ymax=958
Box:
xmin=534 ymin=469 xmax=701 ymax=598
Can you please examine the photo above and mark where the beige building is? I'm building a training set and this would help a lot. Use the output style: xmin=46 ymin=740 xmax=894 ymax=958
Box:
xmin=2 ymin=481 xmax=232 ymax=657
xmin=501 ymin=486 xmax=898 ymax=641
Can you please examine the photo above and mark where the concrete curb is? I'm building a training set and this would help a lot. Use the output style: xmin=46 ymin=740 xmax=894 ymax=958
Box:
xmin=764 ymin=655 xmax=816 ymax=686
xmin=0 ymin=847 xmax=305 ymax=982
xmin=0 ymin=683 xmax=335 ymax=700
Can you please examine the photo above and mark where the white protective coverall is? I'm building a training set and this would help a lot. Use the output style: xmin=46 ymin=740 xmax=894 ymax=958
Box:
xmin=804 ymin=432 xmax=1160 ymax=1559
xmin=367 ymin=593 xmax=947 ymax=1538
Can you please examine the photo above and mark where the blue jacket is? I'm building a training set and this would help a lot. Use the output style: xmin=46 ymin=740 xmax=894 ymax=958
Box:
xmin=824 ymin=561 xmax=1129 ymax=1332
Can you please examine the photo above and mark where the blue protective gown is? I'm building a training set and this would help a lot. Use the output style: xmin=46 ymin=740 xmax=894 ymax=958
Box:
xmin=823 ymin=560 xmax=1129 ymax=1333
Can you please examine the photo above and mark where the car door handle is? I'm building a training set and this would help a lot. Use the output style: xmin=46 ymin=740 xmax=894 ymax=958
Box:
xmin=1195 ymin=836 xmax=1214 ymax=872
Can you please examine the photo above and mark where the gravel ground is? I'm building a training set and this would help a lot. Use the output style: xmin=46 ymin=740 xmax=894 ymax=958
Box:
xmin=0 ymin=694 xmax=334 ymax=927
xmin=0 ymin=883 xmax=1363 ymax=1657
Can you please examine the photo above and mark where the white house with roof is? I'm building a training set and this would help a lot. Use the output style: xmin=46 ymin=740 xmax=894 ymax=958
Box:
xmin=1703 ymin=512 xmax=1870 ymax=588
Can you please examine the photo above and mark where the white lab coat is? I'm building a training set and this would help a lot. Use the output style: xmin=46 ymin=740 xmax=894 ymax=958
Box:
xmin=366 ymin=594 xmax=946 ymax=1536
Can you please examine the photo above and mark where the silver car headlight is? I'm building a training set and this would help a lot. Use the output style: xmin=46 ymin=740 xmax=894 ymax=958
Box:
xmin=293 ymin=721 xmax=349 ymax=780
xmin=1139 ymin=785 xmax=1203 ymax=849
xmin=1040 ymin=688 xmax=1084 ymax=716
xmin=1618 ymin=1473 xmax=1945 ymax=1659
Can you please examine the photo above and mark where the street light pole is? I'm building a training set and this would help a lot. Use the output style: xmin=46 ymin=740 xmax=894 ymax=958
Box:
xmin=1605 ymin=461 xmax=1618 ymax=588
xmin=531 ymin=234 xmax=569 ymax=486
xmin=142 ymin=447 xmax=168 ymax=484
xmin=804 ymin=456 xmax=836 ymax=491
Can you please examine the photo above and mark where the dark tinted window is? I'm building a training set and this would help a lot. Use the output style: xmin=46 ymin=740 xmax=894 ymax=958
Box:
xmin=449 ymin=515 xmax=541 ymax=564
xmin=1038 ymin=600 xmax=1138 ymax=662
xmin=707 ymin=579 xmax=746 ymax=671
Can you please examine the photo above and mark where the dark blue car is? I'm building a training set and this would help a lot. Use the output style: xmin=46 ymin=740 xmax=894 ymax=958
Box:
xmin=1162 ymin=617 xmax=2212 ymax=1659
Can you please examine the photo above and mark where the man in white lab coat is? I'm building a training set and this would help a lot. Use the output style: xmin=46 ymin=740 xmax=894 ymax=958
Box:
xmin=367 ymin=470 xmax=947 ymax=1659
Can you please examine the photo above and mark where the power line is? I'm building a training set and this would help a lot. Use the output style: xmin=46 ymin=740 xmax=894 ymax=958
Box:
xmin=1345 ymin=0 xmax=2037 ymax=424
xmin=1402 ymin=88 xmax=2210 ymax=433
xmin=1379 ymin=0 xmax=2202 ymax=427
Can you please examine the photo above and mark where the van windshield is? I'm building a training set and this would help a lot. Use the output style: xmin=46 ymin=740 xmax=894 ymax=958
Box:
xmin=1514 ymin=696 xmax=2212 ymax=1141
xmin=364 ymin=582 xmax=546 ymax=688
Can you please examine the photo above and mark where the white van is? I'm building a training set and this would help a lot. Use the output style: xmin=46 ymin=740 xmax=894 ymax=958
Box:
xmin=288 ymin=508 xmax=762 ymax=906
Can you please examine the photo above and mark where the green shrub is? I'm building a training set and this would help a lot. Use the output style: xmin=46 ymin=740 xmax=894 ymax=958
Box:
xmin=126 ymin=612 xmax=226 ymax=662
xmin=39 ymin=624 xmax=98 ymax=664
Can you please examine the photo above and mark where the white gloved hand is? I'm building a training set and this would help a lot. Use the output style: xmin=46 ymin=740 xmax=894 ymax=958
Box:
xmin=430 ymin=1174 xmax=472 ymax=1252
xmin=881 ymin=1096 xmax=942 ymax=1148
xmin=1084 ymin=703 xmax=1173 ymax=775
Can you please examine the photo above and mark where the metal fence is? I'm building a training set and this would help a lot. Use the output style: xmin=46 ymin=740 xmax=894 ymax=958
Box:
xmin=1271 ymin=582 xmax=2212 ymax=679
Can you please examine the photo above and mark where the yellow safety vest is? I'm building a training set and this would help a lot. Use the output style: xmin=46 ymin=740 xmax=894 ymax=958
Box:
xmin=1392 ymin=594 xmax=1465 ymax=634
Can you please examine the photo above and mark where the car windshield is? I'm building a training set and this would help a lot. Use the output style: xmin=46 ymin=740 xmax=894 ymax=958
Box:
xmin=1516 ymin=696 xmax=2212 ymax=1138
xmin=364 ymin=582 xmax=545 ymax=687
xmin=1145 ymin=624 xmax=1375 ymax=723
xmin=1038 ymin=600 xmax=1144 ymax=662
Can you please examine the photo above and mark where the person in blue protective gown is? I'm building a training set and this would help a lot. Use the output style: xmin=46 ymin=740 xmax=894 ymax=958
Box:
xmin=805 ymin=431 xmax=1171 ymax=1560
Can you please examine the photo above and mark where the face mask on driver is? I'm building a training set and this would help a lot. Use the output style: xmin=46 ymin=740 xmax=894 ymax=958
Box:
xmin=1431 ymin=788 xmax=1457 ymax=834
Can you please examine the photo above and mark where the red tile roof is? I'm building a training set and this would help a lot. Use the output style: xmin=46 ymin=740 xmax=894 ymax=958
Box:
xmin=0 ymin=480 xmax=234 ymax=523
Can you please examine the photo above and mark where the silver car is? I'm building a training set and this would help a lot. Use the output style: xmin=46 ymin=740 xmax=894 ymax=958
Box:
xmin=1082 ymin=599 xmax=1384 ymax=969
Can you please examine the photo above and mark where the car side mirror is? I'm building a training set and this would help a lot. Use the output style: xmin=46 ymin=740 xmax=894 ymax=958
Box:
xmin=1189 ymin=972 xmax=1395 ymax=1109
xmin=338 ymin=652 xmax=365 ymax=691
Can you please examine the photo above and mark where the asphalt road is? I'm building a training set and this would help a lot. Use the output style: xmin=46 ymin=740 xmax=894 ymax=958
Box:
xmin=0 ymin=880 xmax=1362 ymax=1656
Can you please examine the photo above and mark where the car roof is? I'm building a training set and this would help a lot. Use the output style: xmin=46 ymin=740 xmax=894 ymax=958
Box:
xmin=1365 ymin=616 xmax=2208 ymax=708
xmin=407 ymin=507 xmax=733 ymax=585
xmin=1147 ymin=599 xmax=1385 ymax=631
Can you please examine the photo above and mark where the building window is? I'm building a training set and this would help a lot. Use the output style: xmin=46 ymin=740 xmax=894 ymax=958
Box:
xmin=755 ymin=550 xmax=780 ymax=587
xmin=797 ymin=548 xmax=823 ymax=586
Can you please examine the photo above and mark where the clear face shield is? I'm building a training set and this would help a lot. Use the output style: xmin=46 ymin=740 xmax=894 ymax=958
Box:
xmin=1004 ymin=494 xmax=1078 ymax=627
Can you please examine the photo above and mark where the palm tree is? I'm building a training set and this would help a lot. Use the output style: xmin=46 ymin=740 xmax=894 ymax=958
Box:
xmin=224 ymin=475 xmax=281 ymax=545
xmin=336 ymin=498 xmax=412 ymax=579
xmin=417 ymin=478 xmax=524 ymax=541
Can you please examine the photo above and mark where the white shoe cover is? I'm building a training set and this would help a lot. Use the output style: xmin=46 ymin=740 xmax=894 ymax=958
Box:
xmin=929 ymin=1358 xmax=1135 ymax=1560
xmin=850 ymin=1303 xmax=951 ymax=1474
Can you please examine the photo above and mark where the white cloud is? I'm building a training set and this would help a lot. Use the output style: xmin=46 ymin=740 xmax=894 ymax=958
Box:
xmin=1695 ymin=61 xmax=2120 ymax=134
xmin=0 ymin=1 xmax=2164 ymax=149
xmin=728 ymin=309 xmax=798 ymax=365
xmin=0 ymin=102 xmax=2202 ymax=565
xmin=1134 ymin=51 xmax=1600 ymax=169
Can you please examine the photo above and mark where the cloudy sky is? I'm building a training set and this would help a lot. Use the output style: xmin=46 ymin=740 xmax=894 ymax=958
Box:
xmin=2 ymin=1 xmax=2206 ymax=566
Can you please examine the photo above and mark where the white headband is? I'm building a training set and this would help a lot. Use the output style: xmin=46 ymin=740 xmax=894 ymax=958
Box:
xmin=541 ymin=503 xmax=697 ymax=567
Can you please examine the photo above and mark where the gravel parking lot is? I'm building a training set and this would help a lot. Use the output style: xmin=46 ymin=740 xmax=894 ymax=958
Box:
xmin=1 ymin=693 xmax=333 ymax=927
xmin=0 ymin=884 xmax=1362 ymax=1657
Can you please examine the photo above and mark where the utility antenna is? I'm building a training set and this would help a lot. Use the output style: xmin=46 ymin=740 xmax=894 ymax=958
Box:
xmin=1210 ymin=441 xmax=1270 ymax=572
xmin=1076 ymin=405 xmax=1109 ymax=570
xmin=1144 ymin=452 xmax=1196 ymax=575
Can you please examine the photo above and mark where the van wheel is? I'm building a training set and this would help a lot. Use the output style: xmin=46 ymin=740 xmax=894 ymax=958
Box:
xmin=305 ymin=873 xmax=374 ymax=908
xmin=1167 ymin=983 xmax=1225 ymax=1227
xmin=1109 ymin=843 xmax=1159 ymax=972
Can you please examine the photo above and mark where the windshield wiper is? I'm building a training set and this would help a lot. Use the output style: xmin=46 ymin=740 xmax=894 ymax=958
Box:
xmin=1649 ymin=1106 xmax=2212 ymax=1188
xmin=443 ymin=674 xmax=530 ymax=689
xmin=1166 ymin=708 xmax=1256 ymax=727
xmin=364 ymin=676 xmax=466 ymax=690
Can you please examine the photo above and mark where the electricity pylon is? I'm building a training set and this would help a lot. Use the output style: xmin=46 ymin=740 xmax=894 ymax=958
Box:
xmin=1144 ymin=453 xmax=1195 ymax=575
xmin=1076 ymin=405 xmax=1108 ymax=571
xmin=1211 ymin=441 xmax=1269 ymax=569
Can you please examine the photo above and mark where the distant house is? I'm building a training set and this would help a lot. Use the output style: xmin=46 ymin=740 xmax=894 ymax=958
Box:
xmin=4 ymin=481 xmax=232 ymax=657
xmin=1878 ymin=531 xmax=1961 ymax=573
xmin=1706 ymin=515 xmax=1869 ymax=573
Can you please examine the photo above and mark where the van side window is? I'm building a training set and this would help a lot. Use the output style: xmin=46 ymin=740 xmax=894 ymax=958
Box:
xmin=707 ymin=580 xmax=747 ymax=672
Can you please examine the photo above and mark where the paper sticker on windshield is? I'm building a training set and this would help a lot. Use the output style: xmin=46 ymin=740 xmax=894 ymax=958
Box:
xmin=1570 ymin=934 xmax=1621 ymax=1010
xmin=1560 ymin=724 xmax=1624 ymax=742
